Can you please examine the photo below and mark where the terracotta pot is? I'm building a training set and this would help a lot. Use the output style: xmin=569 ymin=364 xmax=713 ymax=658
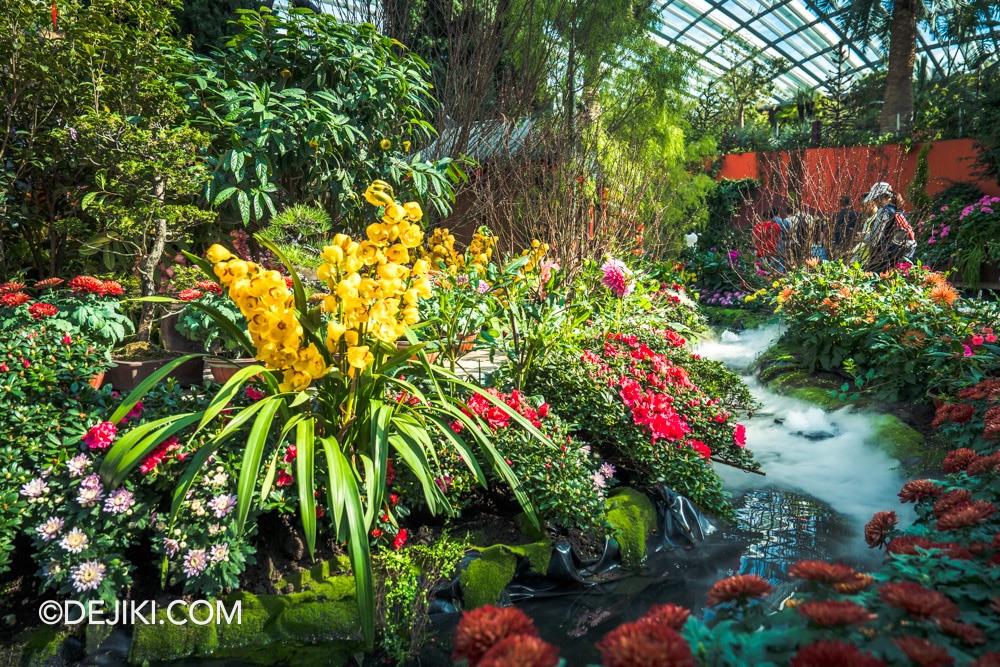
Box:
xmin=209 ymin=358 xmax=260 ymax=384
xmin=159 ymin=310 xmax=205 ymax=354
xmin=927 ymin=391 xmax=947 ymax=409
xmin=104 ymin=356 xmax=204 ymax=392
xmin=457 ymin=333 xmax=478 ymax=356
xmin=395 ymin=341 xmax=439 ymax=364
xmin=88 ymin=371 xmax=106 ymax=390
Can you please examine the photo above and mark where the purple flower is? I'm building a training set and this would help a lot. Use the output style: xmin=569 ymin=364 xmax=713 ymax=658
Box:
xmin=592 ymin=471 xmax=607 ymax=490
xmin=209 ymin=543 xmax=230 ymax=563
xmin=71 ymin=561 xmax=106 ymax=592
xmin=208 ymin=494 xmax=237 ymax=519
xmin=36 ymin=517 xmax=64 ymax=541
xmin=183 ymin=549 xmax=208 ymax=578
xmin=600 ymin=462 xmax=616 ymax=479
xmin=163 ymin=538 xmax=181 ymax=557
xmin=940 ymin=205 xmax=949 ymax=211
xmin=103 ymin=488 xmax=134 ymax=514
xmin=81 ymin=473 xmax=102 ymax=490
xmin=20 ymin=478 xmax=49 ymax=498
xmin=67 ymin=454 xmax=90 ymax=477
xmin=77 ymin=485 xmax=103 ymax=508
xmin=964 ymin=345 xmax=973 ymax=357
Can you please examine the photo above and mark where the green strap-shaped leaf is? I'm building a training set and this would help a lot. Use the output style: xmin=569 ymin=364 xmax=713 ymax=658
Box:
xmin=296 ymin=419 xmax=317 ymax=558
xmin=323 ymin=436 xmax=374 ymax=649
xmin=236 ymin=398 xmax=284 ymax=533
xmin=108 ymin=354 xmax=203 ymax=424
xmin=99 ymin=413 xmax=201 ymax=487
xmin=194 ymin=363 xmax=267 ymax=432
xmin=388 ymin=432 xmax=447 ymax=515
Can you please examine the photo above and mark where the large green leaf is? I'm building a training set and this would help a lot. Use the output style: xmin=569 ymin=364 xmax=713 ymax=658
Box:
xmin=236 ymin=397 xmax=284 ymax=532
xmin=107 ymin=354 xmax=203 ymax=424
xmin=295 ymin=418 xmax=317 ymax=558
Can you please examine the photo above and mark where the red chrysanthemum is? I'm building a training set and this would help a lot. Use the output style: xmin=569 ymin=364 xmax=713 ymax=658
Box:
xmin=898 ymin=480 xmax=944 ymax=503
xmin=0 ymin=281 xmax=27 ymax=294
xmin=892 ymin=636 xmax=954 ymax=667
xmin=948 ymin=403 xmax=976 ymax=424
xmin=832 ymin=572 xmax=875 ymax=594
xmin=0 ymin=292 xmax=31 ymax=307
xmin=596 ymin=622 xmax=695 ymax=667
xmin=68 ymin=275 xmax=107 ymax=295
xmin=887 ymin=536 xmax=938 ymax=557
xmin=933 ymin=489 xmax=973 ymax=517
xmin=789 ymin=640 xmax=885 ymax=667
xmin=788 ymin=560 xmax=857 ymax=584
xmin=879 ymin=581 xmax=959 ymax=620
xmin=706 ymin=574 xmax=772 ymax=607
xmin=864 ymin=510 xmax=898 ymax=548
xmin=477 ymin=635 xmax=559 ymax=667
xmin=178 ymin=289 xmax=203 ymax=301
xmin=452 ymin=606 xmax=538 ymax=667
xmin=943 ymin=449 xmax=979 ymax=474
xmin=195 ymin=280 xmax=223 ymax=294
xmin=638 ymin=604 xmax=690 ymax=631
xmin=101 ymin=280 xmax=124 ymax=296
xmin=28 ymin=302 xmax=58 ymax=320
xmin=796 ymin=600 xmax=875 ymax=626
xmin=970 ymin=653 xmax=1000 ymax=667
xmin=936 ymin=500 xmax=997 ymax=530
xmin=938 ymin=618 xmax=986 ymax=646
xmin=34 ymin=277 xmax=64 ymax=289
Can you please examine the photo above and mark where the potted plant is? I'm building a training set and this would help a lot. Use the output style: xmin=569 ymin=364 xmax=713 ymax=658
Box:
xmin=105 ymin=341 xmax=204 ymax=391
xmin=174 ymin=281 xmax=255 ymax=383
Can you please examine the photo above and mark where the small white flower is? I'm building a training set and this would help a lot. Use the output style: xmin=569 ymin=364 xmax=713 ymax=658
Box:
xmin=20 ymin=478 xmax=49 ymax=499
xmin=60 ymin=527 xmax=88 ymax=554
xmin=66 ymin=454 xmax=91 ymax=477
xmin=210 ymin=472 xmax=229 ymax=487
xmin=76 ymin=485 xmax=103 ymax=508
xmin=209 ymin=543 xmax=230 ymax=563
xmin=189 ymin=499 xmax=206 ymax=517
xmin=163 ymin=538 xmax=180 ymax=557
xmin=35 ymin=517 xmax=65 ymax=541
xmin=207 ymin=523 xmax=222 ymax=536
xmin=71 ymin=560 xmax=106 ymax=592
xmin=208 ymin=494 xmax=237 ymax=519
xmin=103 ymin=488 xmax=134 ymax=514
xmin=183 ymin=549 xmax=208 ymax=578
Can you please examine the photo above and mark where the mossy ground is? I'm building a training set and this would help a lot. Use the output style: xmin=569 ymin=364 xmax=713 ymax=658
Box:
xmin=605 ymin=488 xmax=657 ymax=566
xmin=702 ymin=306 xmax=777 ymax=331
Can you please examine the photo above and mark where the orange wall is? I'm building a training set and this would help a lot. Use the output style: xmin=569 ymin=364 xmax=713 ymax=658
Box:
xmin=717 ymin=139 xmax=1000 ymax=217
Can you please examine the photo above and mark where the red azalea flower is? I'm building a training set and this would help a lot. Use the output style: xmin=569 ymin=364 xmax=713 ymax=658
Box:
xmin=787 ymin=560 xmax=857 ymax=584
xmin=864 ymin=510 xmax=898 ymax=548
xmin=83 ymin=421 xmax=117 ymax=450
xmin=28 ymin=302 xmax=58 ymax=320
xmin=706 ymin=574 xmax=772 ymax=607
xmin=178 ymin=288 xmax=203 ymax=301
xmin=195 ymin=280 xmax=222 ymax=294
xmin=393 ymin=529 xmax=408 ymax=550
xmin=879 ymin=581 xmax=959 ymax=620
xmin=389 ymin=493 xmax=399 ymax=505
xmin=245 ymin=386 xmax=266 ymax=401
xmin=452 ymin=606 xmax=538 ymax=667
xmin=0 ymin=292 xmax=31 ymax=307
xmin=371 ymin=527 xmax=382 ymax=538
xmin=0 ymin=363 xmax=7 ymax=372
xmin=275 ymin=470 xmax=294 ymax=487
xmin=796 ymin=600 xmax=875 ymax=626
xmin=478 ymin=634 xmax=559 ymax=667
xmin=283 ymin=445 xmax=297 ymax=463
xmin=790 ymin=640 xmax=885 ymax=667
xmin=892 ymin=636 xmax=954 ymax=667
xmin=733 ymin=423 xmax=747 ymax=447
xmin=596 ymin=621 xmax=695 ymax=667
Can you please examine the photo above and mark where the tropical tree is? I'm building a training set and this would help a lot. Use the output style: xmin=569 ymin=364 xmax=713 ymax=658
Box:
xmin=819 ymin=0 xmax=998 ymax=136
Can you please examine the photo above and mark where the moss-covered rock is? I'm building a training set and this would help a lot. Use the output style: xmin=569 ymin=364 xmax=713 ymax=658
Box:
xmin=703 ymin=306 xmax=777 ymax=331
xmin=605 ymin=488 xmax=657 ymax=567
xmin=504 ymin=541 xmax=552 ymax=575
xmin=867 ymin=413 xmax=936 ymax=475
xmin=459 ymin=545 xmax=518 ymax=609
xmin=15 ymin=626 xmax=78 ymax=667
xmin=127 ymin=575 xmax=362 ymax=665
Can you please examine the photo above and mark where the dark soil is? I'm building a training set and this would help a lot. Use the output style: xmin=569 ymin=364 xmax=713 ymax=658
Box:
xmin=112 ymin=342 xmax=180 ymax=361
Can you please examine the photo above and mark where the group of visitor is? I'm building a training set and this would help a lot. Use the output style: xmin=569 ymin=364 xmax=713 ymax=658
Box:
xmin=752 ymin=182 xmax=916 ymax=272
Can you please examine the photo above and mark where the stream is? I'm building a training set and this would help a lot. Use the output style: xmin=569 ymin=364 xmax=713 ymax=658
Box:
xmin=505 ymin=325 xmax=914 ymax=665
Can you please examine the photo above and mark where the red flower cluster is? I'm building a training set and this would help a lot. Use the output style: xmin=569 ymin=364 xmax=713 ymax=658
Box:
xmin=27 ymin=302 xmax=58 ymax=319
xmin=933 ymin=403 xmax=977 ymax=428
xmin=178 ymin=288 xmax=203 ymax=301
xmin=788 ymin=560 xmax=857 ymax=585
xmin=195 ymin=280 xmax=223 ymax=294
xmin=898 ymin=479 xmax=944 ymax=503
xmin=83 ymin=421 xmax=117 ymax=450
xmin=140 ymin=436 xmax=182 ymax=474
xmin=596 ymin=621 xmax=695 ymax=667
xmin=797 ymin=600 xmax=875 ymax=626
xmin=0 ymin=292 xmax=31 ymax=307
xmin=619 ymin=376 xmax=690 ymax=443
xmin=34 ymin=277 xmax=64 ymax=289
xmin=893 ymin=636 xmax=955 ymax=667
xmin=0 ymin=281 xmax=27 ymax=294
xmin=864 ymin=510 xmax=898 ymax=548
xmin=466 ymin=389 xmax=547 ymax=431
xmin=68 ymin=275 xmax=123 ymax=296
xmin=392 ymin=528 xmax=408 ymax=550
xmin=879 ymin=581 xmax=959 ymax=620
xmin=478 ymin=635 xmax=559 ymax=667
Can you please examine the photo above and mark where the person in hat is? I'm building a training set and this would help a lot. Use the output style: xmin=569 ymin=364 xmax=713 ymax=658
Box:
xmin=859 ymin=182 xmax=916 ymax=272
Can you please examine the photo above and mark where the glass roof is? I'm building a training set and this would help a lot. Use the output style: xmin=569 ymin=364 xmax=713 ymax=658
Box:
xmin=306 ymin=0 xmax=999 ymax=102
xmin=651 ymin=0 xmax=1000 ymax=100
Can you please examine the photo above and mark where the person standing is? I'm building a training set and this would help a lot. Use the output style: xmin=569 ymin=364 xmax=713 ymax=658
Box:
xmin=832 ymin=196 xmax=859 ymax=256
xmin=861 ymin=183 xmax=916 ymax=272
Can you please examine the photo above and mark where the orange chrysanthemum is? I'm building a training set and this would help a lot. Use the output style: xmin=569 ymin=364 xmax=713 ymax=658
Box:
xmin=706 ymin=574 xmax=772 ymax=607
xmin=1 ymin=292 xmax=32 ymax=308
xmin=892 ymin=636 xmax=955 ymax=667
xmin=0 ymin=281 xmax=27 ymax=294
xmin=34 ymin=277 xmax=64 ymax=289
xmin=864 ymin=511 xmax=898 ymax=548
xmin=452 ymin=606 xmax=538 ymax=667
xmin=68 ymin=275 xmax=108 ymax=295
xmin=805 ymin=257 xmax=820 ymax=268
xmin=879 ymin=581 xmax=959 ymax=620
xmin=478 ymin=635 xmax=559 ymax=667
xmin=924 ymin=271 xmax=947 ymax=285
xmin=796 ymin=600 xmax=875 ymax=626
xmin=596 ymin=622 xmax=695 ymax=667
xmin=928 ymin=283 xmax=960 ymax=306
xmin=790 ymin=640 xmax=885 ymax=667
xmin=787 ymin=560 xmax=856 ymax=584
xmin=898 ymin=480 xmax=943 ymax=503
xmin=638 ymin=604 xmax=690 ymax=631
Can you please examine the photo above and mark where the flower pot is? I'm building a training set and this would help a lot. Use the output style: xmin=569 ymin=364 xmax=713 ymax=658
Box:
xmin=104 ymin=357 xmax=204 ymax=392
xmin=209 ymin=358 xmax=260 ymax=384
xmin=457 ymin=333 xmax=478 ymax=356
xmin=395 ymin=341 xmax=439 ymax=364
xmin=159 ymin=310 xmax=205 ymax=354
xmin=88 ymin=371 xmax=106 ymax=390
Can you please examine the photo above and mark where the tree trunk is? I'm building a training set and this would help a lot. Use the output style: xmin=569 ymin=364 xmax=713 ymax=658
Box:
xmin=136 ymin=177 xmax=167 ymax=342
xmin=879 ymin=0 xmax=917 ymax=136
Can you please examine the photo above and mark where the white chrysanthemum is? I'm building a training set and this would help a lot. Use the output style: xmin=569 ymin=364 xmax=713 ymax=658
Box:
xmin=71 ymin=560 xmax=106 ymax=592
xmin=59 ymin=527 xmax=88 ymax=554
xmin=35 ymin=517 xmax=64 ymax=541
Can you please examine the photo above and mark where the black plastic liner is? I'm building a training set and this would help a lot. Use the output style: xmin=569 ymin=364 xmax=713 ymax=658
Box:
xmin=429 ymin=485 xmax=716 ymax=612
